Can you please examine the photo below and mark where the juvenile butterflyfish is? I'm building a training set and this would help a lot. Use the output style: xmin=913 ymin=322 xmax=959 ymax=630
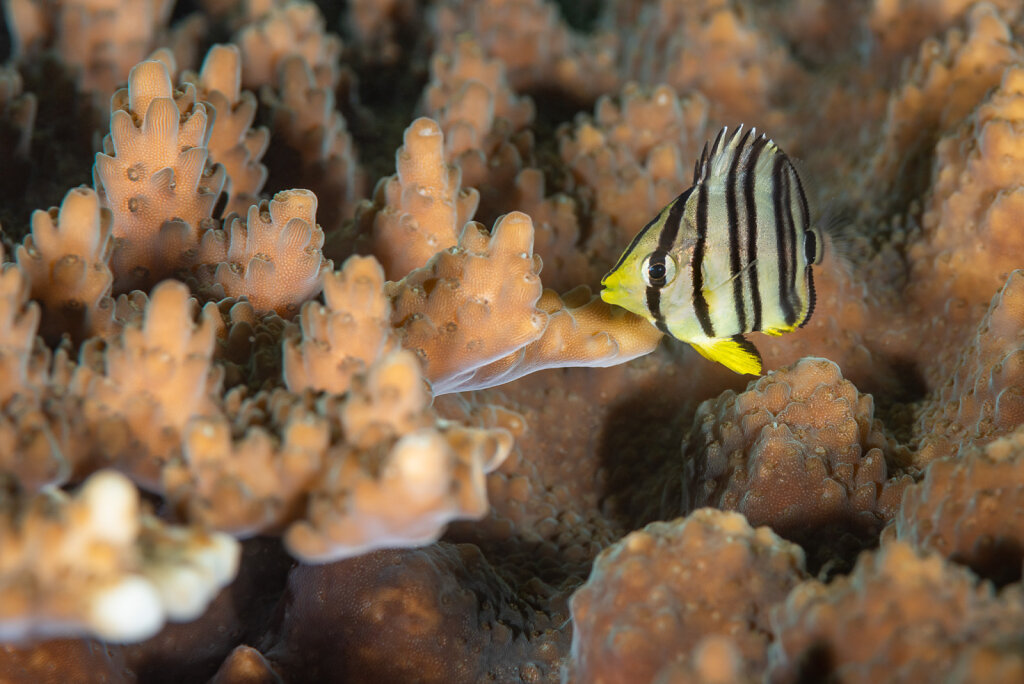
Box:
xmin=600 ymin=125 xmax=823 ymax=375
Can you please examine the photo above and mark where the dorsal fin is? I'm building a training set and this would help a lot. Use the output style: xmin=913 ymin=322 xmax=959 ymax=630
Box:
xmin=692 ymin=125 xmax=784 ymax=187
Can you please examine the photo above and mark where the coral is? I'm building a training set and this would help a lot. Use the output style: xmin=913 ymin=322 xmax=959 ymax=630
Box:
xmin=283 ymin=349 xmax=513 ymax=562
xmin=768 ymin=541 xmax=1024 ymax=682
xmin=7 ymin=1 xmax=1024 ymax=680
xmin=93 ymin=58 xmax=225 ymax=293
xmin=568 ymin=509 xmax=806 ymax=684
xmin=910 ymin=64 xmax=1024 ymax=318
xmin=0 ymin=469 xmax=238 ymax=643
xmin=655 ymin=359 xmax=911 ymax=571
xmin=264 ymin=543 xmax=570 ymax=682
xmin=0 ymin=63 xmax=36 ymax=157
xmin=235 ymin=0 xmax=342 ymax=90
xmin=914 ymin=270 xmax=1024 ymax=465
xmin=15 ymin=186 xmax=113 ymax=343
xmin=357 ymin=117 xmax=479 ymax=280
xmin=181 ymin=44 xmax=269 ymax=217
xmin=897 ymin=426 xmax=1024 ymax=585
xmin=73 ymin=280 xmax=222 ymax=490
xmin=282 ymin=254 xmax=396 ymax=395
xmin=195 ymin=189 xmax=331 ymax=317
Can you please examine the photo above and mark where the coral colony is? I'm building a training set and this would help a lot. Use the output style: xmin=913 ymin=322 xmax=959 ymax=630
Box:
xmin=1 ymin=0 xmax=1024 ymax=682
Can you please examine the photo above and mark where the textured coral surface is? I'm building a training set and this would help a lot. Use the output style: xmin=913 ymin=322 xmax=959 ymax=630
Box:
xmin=2 ymin=0 xmax=1024 ymax=682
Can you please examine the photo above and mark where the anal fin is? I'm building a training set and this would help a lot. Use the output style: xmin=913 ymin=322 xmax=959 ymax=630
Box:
xmin=690 ymin=335 xmax=763 ymax=375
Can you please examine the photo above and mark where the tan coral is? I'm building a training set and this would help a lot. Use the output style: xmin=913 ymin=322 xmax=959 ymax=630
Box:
xmin=357 ymin=117 xmax=479 ymax=280
xmin=0 ymin=245 xmax=66 ymax=491
xmin=345 ymin=0 xmax=419 ymax=63
xmin=235 ymin=0 xmax=342 ymax=90
xmin=869 ymin=4 xmax=1022 ymax=213
xmin=164 ymin=406 xmax=327 ymax=537
xmin=898 ymin=426 xmax=1024 ymax=585
xmin=422 ymin=34 xmax=535 ymax=223
xmin=868 ymin=0 xmax=1022 ymax=56
xmin=4 ymin=0 xmax=175 ymax=97
xmin=559 ymin=82 xmax=709 ymax=247
xmin=283 ymin=255 xmax=396 ymax=395
xmin=619 ymin=0 xmax=800 ymax=123
xmin=446 ymin=286 xmax=663 ymax=394
xmin=283 ymin=349 xmax=513 ymax=562
xmin=0 ymin=469 xmax=239 ymax=643
xmin=72 ymin=280 xmax=222 ymax=490
xmin=15 ymin=186 xmax=114 ymax=344
xmin=93 ymin=58 xmax=226 ymax=293
xmin=182 ymin=44 xmax=269 ymax=217
xmin=568 ymin=509 xmax=806 ymax=684
xmin=197 ymin=189 xmax=331 ymax=317
xmin=767 ymin=541 xmax=1024 ymax=682
xmin=387 ymin=211 xmax=546 ymax=394
xmin=0 ymin=63 xmax=37 ymax=157
xmin=910 ymin=65 xmax=1024 ymax=323
xmin=263 ymin=55 xmax=362 ymax=230
xmin=915 ymin=270 xmax=1024 ymax=465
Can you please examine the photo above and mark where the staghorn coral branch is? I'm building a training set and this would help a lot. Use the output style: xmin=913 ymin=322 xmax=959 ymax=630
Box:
xmin=357 ymin=117 xmax=479 ymax=279
xmin=283 ymin=254 xmax=396 ymax=395
xmin=15 ymin=186 xmax=115 ymax=343
xmin=94 ymin=59 xmax=226 ymax=293
xmin=284 ymin=349 xmax=513 ymax=563
xmin=196 ymin=189 xmax=332 ymax=317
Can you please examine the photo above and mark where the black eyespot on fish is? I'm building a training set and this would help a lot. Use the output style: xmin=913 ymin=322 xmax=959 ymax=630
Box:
xmin=804 ymin=230 xmax=817 ymax=264
xmin=648 ymin=261 xmax=667 ymax=284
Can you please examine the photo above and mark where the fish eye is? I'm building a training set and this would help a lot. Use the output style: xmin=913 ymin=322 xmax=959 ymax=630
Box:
xmin=641 ymin=252 xmax=677 ymax=287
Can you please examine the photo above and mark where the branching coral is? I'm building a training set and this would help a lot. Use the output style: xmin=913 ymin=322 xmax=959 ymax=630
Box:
xmin=568 ymin=509 xmax=807 ymax=684
xmin=93 ymin=58 xmax=225 ymax=293
xmin=357 ymin=116 xmax=479 ymax=280
xmin=195 ymin=189 xmax=331 ymax=317
xmin=284 ymin=349 xmax=514 ymax=562
xmin=73 ymin=280 xmax=222 ymax=490
xmin=181 ymin=44 xmax=269 ymax=217
xmin=15 ymin=186 xmax=113 ymax=343
xmin=0 ymin=469 xmax=238 ymax=643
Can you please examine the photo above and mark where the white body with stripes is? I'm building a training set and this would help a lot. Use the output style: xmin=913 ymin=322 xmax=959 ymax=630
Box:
xmin=600 ymin=125 xmax=823 ymax=375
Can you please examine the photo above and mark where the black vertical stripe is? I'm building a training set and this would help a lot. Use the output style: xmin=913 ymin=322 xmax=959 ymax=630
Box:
xmin=772 ymin=153 xmax=796 ymax=326
xmin=692 ymin=182 xmax=714 ymax=337
xmin=647 ymin=286 xmax=669 ymax=334
xmin=745 ymin=135 xmax=768 ymax=332
xmin=783 ymin=164 xmax=802 ymax=318
xmin=800 ymin=266 xmax=816 ymax=328
xmin=726 ymin=129 xmax=750 ymax=332
xmin=657 ymin=187 xmax=691 ymax=251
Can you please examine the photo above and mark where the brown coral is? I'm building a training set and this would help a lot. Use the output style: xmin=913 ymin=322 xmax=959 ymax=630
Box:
xmin=768 ymin=541 xmax=1024 ymax=682
xmin=897 ymin=426 xmax=1024 ymax=585
xmin=568 ymin=509 xmax=806 ymax=684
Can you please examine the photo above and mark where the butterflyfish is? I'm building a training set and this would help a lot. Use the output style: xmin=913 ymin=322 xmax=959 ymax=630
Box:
xmin=600 ymin=125 xmax=823 ymax=375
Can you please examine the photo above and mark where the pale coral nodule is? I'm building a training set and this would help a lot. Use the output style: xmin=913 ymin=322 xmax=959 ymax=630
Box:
xmin=0 ymin=470 xmax=239 ymax=643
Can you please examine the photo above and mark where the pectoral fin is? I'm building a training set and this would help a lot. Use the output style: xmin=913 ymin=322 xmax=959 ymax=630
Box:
xmin=690 ymin=335 xmax=763 ymax=375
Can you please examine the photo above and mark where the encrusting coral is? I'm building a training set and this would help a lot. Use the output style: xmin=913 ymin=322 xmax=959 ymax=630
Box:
xmin=568 ymin=509 xmax=807 ymax=684
xmin=4 ymin=0 xmax=1024 ymax=681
